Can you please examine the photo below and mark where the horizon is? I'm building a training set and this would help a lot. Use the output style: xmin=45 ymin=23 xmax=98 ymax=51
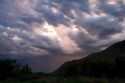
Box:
xmin=0 ymin=0 xmax=125 ymax=72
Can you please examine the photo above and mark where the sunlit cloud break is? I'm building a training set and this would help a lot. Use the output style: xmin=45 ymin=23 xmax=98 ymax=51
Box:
xmin=0 ymin=0 xmax=125 ymax=72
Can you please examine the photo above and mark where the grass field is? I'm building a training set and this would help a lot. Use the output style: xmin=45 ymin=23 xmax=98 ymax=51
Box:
xmin=0 ymin=77 xmax=125 ymax=83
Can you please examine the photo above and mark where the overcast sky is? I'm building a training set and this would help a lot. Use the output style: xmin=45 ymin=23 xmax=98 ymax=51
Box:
xmin=0 ymin=0 xmax=125 ymax=72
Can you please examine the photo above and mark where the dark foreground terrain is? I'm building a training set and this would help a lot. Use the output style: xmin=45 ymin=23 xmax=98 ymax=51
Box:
xmin=55 ymin=40 xmax=125 ymax=78
xmin=0 ymin=77 xmax=125 ymax=83
xmin=1 ymin=40 xmax=125 ymax=83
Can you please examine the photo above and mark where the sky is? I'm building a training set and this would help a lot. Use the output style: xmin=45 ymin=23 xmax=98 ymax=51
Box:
xmin=0 ymin=0 xmax=125 ymax=72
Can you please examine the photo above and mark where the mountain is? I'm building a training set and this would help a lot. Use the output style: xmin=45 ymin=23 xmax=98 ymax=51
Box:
xmin=54 ymin=40 xmax=125 ymax=78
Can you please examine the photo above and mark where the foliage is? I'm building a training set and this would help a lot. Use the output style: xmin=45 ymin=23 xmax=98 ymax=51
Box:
xmin=0 ymin=77 xmax=125 ymax=83
xmin=55 ymin=56 xmax=125 ymax=78
xmin=55 ymin=40 xmax=125 ymax=78
xmin=0 ymin=59 xmax=32 ymax=80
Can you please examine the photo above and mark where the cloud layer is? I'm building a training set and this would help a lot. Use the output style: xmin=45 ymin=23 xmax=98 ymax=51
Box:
xmin=0 ymin=0 xmax=125 ymax=72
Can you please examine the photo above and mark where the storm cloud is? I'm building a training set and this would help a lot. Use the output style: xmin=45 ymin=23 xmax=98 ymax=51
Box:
xmin=0 ymin=0 xmax=125 ymax=72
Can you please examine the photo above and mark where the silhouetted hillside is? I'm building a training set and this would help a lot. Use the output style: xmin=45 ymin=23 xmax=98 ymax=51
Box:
xmin=55 ymin=40 xmax=125 ymax=78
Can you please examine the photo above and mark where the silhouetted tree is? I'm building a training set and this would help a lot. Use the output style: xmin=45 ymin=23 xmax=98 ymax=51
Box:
xmin=0 ymin=59 xmax=32 ymax=80
xmin=113 ymin=56 xmax=125 ymax=78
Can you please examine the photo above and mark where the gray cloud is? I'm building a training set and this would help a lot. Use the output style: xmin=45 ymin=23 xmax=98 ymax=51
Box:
xmin=83 ymin=15 xmax=122 ymax=38
xmin=98 ymin=0 xmax=125 ymax=20
xmin=0 ymin=0 xmax=125 ymax=72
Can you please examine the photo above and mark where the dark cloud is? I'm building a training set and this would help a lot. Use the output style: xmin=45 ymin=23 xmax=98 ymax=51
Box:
xmin=0 ymin=27 xmax=58 ymax=56
xmin=18 ymin=52 xmax=84 ymax=72
xmin=83 ymin=15 xmax=122 ymax=38
xmin=0 ymin=0 xmax=125 ymax=72
xmin=98 ymin=0 xmax=125 ymax=20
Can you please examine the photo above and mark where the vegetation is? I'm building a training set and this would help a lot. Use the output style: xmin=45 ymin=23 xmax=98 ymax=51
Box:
xmin=55 ymin=56 xmax=125 ymax=78
xmin=0 ymin=59 xmax=32 ymax=80
xmin=0 ymin=77 xmax=125 ymax=83
xmin=0 ymin=40 xmax=125 ymax=83
xmin=55 ymin=40 xmax=125 ymax=78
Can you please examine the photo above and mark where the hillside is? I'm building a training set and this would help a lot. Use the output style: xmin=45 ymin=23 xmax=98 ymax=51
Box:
xmin=54 ymin=40 xmax=125 ymax=77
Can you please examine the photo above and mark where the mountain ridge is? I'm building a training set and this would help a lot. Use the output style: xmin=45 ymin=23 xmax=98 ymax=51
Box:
xmin=54 ymin=40 xmax=125 ymax=77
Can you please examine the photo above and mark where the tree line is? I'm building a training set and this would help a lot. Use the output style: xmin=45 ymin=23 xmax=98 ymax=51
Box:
xmin=57 ymin=56 xmax=125 ymax=78
xmin=0 ymin=59 xmax=32 ymax=80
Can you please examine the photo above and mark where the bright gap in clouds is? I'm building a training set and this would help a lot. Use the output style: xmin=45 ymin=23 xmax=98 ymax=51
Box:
xmin=33 ymin=22 xmax=58 ymax=39
xmin=33 ymin=22 xmax=82 ymax=54
xmin=0 ymin=0 xmax=125 ymax=72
